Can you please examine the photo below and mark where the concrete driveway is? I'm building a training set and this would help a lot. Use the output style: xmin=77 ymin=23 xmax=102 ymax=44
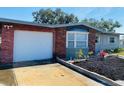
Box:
xmin=0 ymin=63 xmax=103 ymax=86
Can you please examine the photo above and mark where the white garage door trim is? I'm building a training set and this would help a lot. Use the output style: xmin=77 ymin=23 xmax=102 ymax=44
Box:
xmin=13 ymin=30 xmax=53 ymax=62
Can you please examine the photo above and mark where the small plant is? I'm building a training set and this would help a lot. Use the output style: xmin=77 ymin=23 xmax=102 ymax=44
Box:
xmin=113 ymin=48 xmax=121 ymax=53
xmin=76 ymin=49 xmax=84 ymax=59
xmin=103 ymin=48 xmax=123 ymax=53
xmin=88 ymin=51 xmax=94 ymax=56
xmin=120 ymin=48 xmax=124 ymax=51
xmin=99 ymin=50 xmax=108 ymax=61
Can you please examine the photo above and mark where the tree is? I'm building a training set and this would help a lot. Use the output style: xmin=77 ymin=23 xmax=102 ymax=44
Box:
xmin=81 ymin=18 xmax=121 ymax=32
xmin=32 ymin=8 xmax=79 ymax=25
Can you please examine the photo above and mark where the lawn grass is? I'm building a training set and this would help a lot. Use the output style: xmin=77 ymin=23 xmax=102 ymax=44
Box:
xmin=115 ymin=51 xmax=124 ymax=56
xmin=113 ymin=48 xmax=124 ymax=56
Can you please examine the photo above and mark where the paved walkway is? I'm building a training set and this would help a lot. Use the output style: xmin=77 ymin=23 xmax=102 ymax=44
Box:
xmin=0 ymin=63 xmax=103 ymax=86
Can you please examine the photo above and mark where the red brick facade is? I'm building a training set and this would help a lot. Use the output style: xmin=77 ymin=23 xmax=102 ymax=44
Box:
xmin=55 ymin=28 xmax=66 ymax=58
xmin=1 ymin=24 xmax=14 ymax=63
xmin=1 ymin=24 xmax=66 ymax=63
xmin=1 ymin=23 xmax=96 ymax=63
xmin=88 ymin=29 xmax=96 ymax=53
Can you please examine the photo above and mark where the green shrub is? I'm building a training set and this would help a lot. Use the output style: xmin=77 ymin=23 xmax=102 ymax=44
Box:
xmin=88 ymin=51 xmax=94 ymax=56
xmin=103 ymin=48 xmax=123 ymax=53
xmin=113 ymin=48 xmax=121 ymax=53
xmin=118 ymin=48 xmax=124 ymax=51
xmin=76 ymin=49 xmax=84 ymax=59
xmin=114 ymin=48 xmax=124 ymax=53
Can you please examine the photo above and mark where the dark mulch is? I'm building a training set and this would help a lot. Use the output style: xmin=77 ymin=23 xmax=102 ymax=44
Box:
xmin=73 ymin=56 xmax=124 ymax=81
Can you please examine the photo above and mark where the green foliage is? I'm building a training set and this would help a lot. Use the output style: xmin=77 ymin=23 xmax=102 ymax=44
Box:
xmin=81 ymin=18 xmax=121 ymax=32
xmin=119 ymin=48 xmax=124 ymax=51
xmin=103 ymin=48 xmax=123 ymax=53
xmin=76 ymin=49 xmax=84 ymax=59
xmin=113 ymin=48 xmax=122 ymax=53
xmin=104 ymin=49 xmax=113 ymax=53
xmin=114 ymin=48 xmax=124 ymax=53
xmin=88 ymin=51 xmax=94 ymax=56
xmin=32 ymin=8 xmax=79 ymax=25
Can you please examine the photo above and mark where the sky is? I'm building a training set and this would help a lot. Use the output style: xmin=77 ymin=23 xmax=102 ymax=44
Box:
xmin=0 ymin=7 xmax=124 ymax=33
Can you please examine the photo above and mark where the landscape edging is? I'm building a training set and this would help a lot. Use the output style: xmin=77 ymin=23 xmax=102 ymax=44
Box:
xmin=56 ymin=57 xmax=120 ymax=86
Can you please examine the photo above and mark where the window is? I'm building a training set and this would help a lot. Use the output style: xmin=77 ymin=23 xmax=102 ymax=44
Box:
xmin=67 ymin=32 xmax=88 ymax=48
xmin=95 ymin=36 xmax=99 ymax=43
xmin=76 ymin=33 xmax=87 ymax=41
xmin=76 ymin=33 xmax=87 ymax=48
xmin=68 ymin=33 xmax=74 ymax=48
xmin=68 ymin=41 xmax=74 ymax=48
xmin=76 ymin=41 xmax=86 ymax=48
xmin=109 ymin=37 xmax=115 ymax=43
xmin=68 ymin=33 xmax=74 ymax=41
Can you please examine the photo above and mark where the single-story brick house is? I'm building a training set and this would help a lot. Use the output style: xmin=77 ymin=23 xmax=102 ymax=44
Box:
xmin=0 ymin=18 xmax=123 ymax=64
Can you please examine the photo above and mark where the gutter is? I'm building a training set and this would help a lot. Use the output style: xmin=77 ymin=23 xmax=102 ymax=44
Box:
xmin=56 ymin=57 xmax=120 ymax=86
xmin=0 ymin=18 xmax=124 ymax=35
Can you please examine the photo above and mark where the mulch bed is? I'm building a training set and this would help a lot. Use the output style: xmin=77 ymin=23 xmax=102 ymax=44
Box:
xmin=73 ymin=56 xmax=124 ymax=81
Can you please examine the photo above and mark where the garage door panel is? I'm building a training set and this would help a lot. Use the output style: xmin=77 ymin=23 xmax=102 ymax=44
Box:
xmin=14 ymin=31 xmax=53 ymax=62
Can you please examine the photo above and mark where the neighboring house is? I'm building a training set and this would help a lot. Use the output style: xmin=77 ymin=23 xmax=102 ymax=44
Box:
xmin=119 ymin=39 xmax=124 ymax=48
xmin=0 ymin=18 xmax=123 ymax=64
xmin=95 ymin=32 xmax=121 ymax=53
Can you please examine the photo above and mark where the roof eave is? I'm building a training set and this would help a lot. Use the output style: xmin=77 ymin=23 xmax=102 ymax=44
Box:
xmin=0 ymin=18 xmax=53 ymax=28
xmin=0 ymin=18 xmax=123 ymax=35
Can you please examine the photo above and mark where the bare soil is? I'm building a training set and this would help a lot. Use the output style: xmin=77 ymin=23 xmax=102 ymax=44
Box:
xmin=73 ymin=56 xmax=124 ymax=81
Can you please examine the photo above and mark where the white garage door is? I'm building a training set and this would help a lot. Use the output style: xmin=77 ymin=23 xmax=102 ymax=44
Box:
xmin=13 ymin=30 xmax=53 ymax=62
